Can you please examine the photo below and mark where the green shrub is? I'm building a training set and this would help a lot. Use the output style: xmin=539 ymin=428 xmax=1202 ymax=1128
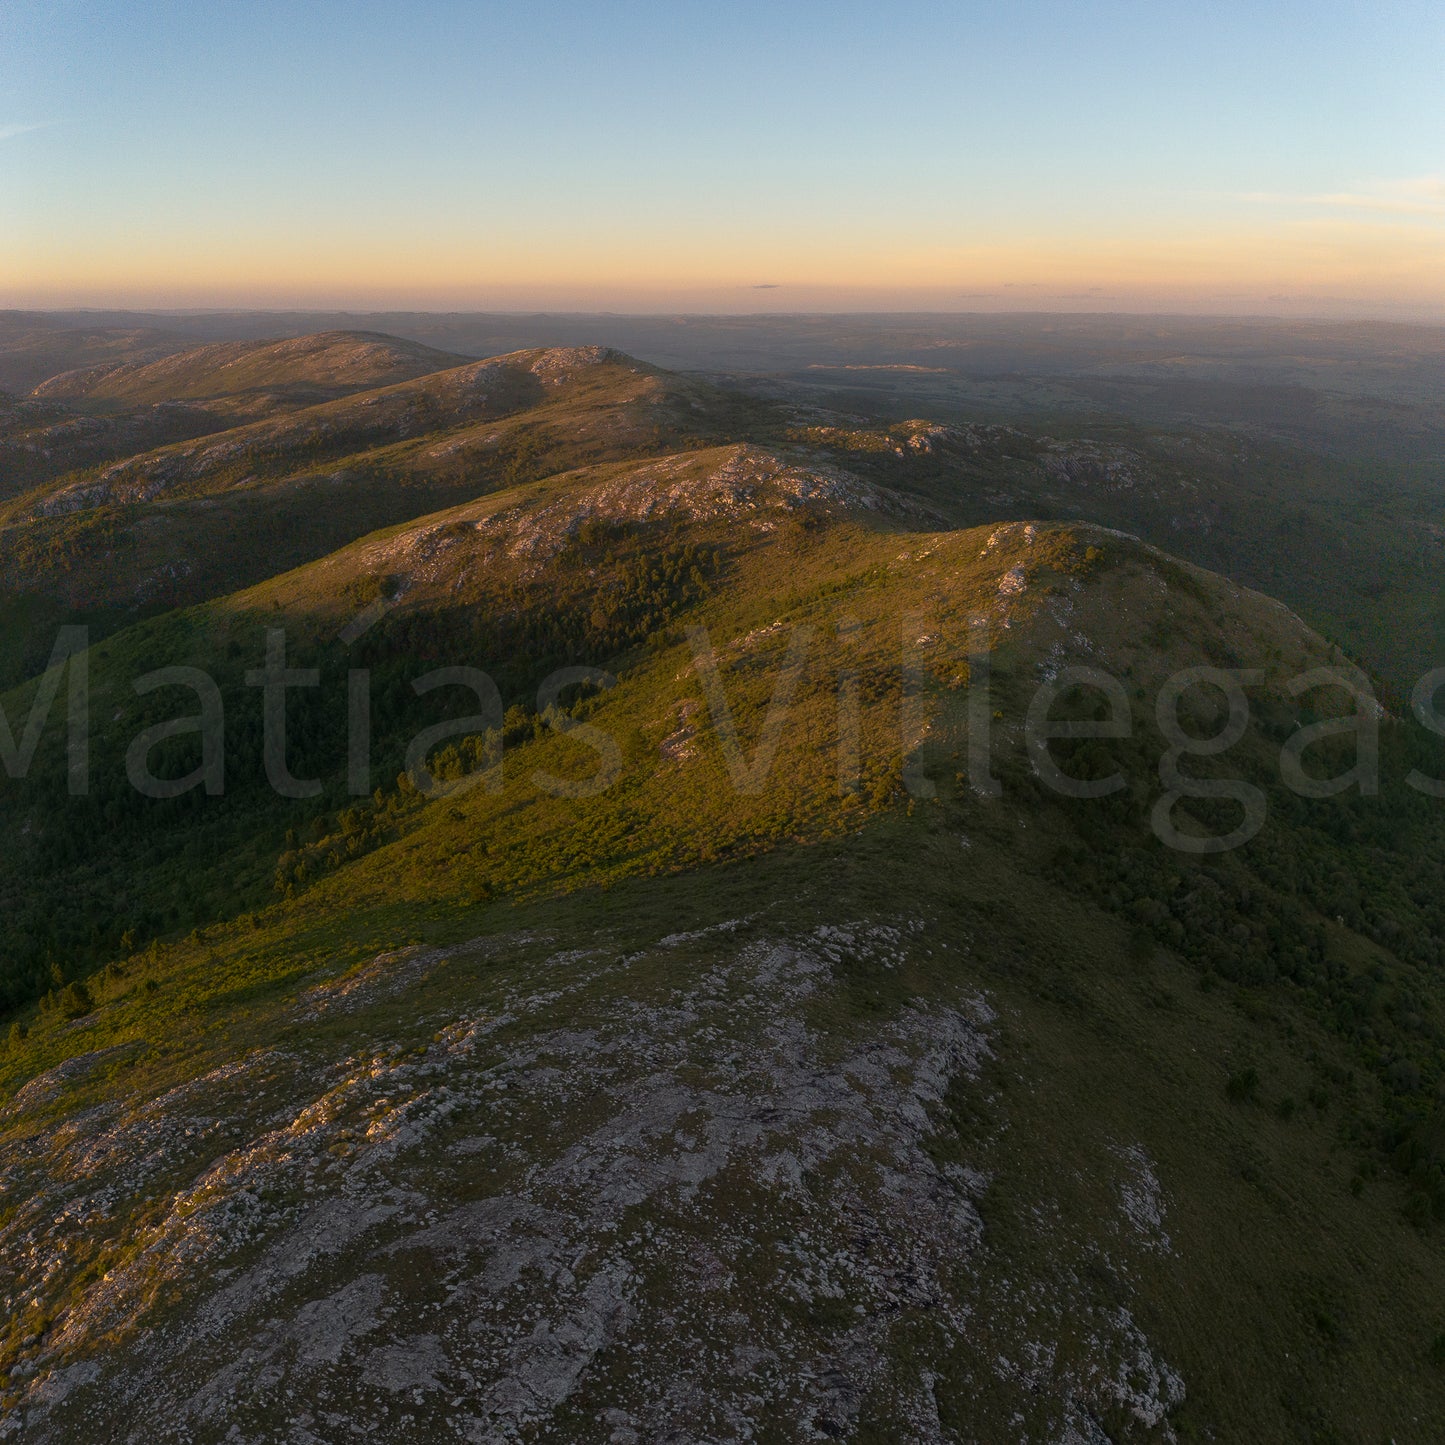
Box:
xmin=60 ymin=980 xmax=93 ymax=1019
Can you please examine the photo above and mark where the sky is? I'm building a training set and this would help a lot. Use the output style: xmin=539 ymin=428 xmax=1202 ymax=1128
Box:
xmin=2 ymin=0 xmax=1443 ymax=316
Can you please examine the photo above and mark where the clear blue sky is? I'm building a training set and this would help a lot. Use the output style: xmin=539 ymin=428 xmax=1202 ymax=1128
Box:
xmin=3 ymin=0 xmax=1443 ymax=313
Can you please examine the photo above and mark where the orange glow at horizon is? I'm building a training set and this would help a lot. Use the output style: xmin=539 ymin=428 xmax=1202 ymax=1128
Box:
xmin=5 ymin=212 xmax=1445 ymax=318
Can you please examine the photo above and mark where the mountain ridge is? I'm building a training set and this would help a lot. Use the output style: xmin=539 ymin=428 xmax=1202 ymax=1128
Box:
xmin=0 ymin=326 xmax=1443 ymax=1440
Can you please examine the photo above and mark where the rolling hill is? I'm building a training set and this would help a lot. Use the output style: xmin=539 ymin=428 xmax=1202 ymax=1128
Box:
xmin=0 ymin=313 xmax=192 ymax=397
xmin=5 ymin=323 xmax=1443 ymax=695
xmin=1 ymin=376 xmax=1444 ymax=1439
xmin=0 ymin=329 xmax=473 ymax=506
xmin=0 ymin=345 xmax=778 ymax=691
xmin=31 ymin=330 xmax=473 ymax=420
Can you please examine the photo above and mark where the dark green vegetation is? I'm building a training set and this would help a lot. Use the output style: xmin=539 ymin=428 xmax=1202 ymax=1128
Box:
xmin=1 ymin=320 xmax=1444 ymax=1440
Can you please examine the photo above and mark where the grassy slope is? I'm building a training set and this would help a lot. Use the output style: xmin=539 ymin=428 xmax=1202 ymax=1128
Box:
xmin=0 ymin=392 xmax=222 ymax=504
xmin=0 ymin=463 xmax=1443 ymax=1435
xmin=7 ymin=818 xmax=1445 ymax=1440
xmin=774 ymin=406 xmax=1445 ymax=694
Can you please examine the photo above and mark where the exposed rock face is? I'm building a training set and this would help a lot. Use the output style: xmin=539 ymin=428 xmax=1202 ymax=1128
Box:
xmin=1039 ymin=443 xmax=1152 ymax=493
xmin=489 ymin=445 xmax=926 ymax=558
xmin=353 ymin=443 xmax=939 ymax=595
xmin=0 ymin=919 xmax=1183 ymax=1443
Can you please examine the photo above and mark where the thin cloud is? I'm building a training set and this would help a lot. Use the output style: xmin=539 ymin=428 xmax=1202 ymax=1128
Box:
xmin=1241 ymin=176 xmax=1445 ymax=218
xmin=0 ymin=122 xmax=55 ymax=144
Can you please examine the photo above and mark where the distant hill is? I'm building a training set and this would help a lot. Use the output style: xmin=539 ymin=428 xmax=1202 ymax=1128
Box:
xmin=3 ymin=331 xmax=1444 ymax=698
xmin=32 ymin=330 xmax=472 ymax=420
xmin=0 ymin=313 xmax=190 ymax=396
xmin=0 ymin=327 xmax=474 ymax=504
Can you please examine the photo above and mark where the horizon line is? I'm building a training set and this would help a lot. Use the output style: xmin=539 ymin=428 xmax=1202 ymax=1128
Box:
xmin=8 ymin=304 xmax=1445 ymax=329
